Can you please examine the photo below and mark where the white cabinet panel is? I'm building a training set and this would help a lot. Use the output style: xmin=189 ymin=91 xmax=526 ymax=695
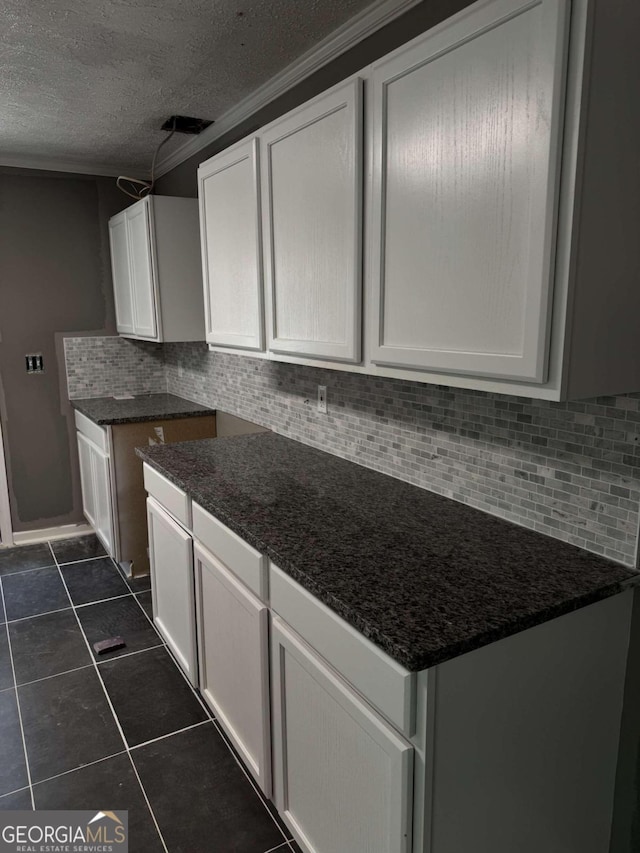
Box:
xmin=77 ymin=431 xmax=114 ymax=557
xmin=262 ymin=79 xmax=363 ymax=362
xmin=92 ymin=445 xmax=113 ymax=556
xmin=147 ymin=497 xmax=197 ymax=684
xmin=199 ymin=138 xmax=264 ymax=351
xmin=271 ymin=617 xmax=413 ymax=853
xmin=370 ymin=0 xmax=569 ymax=381
xmin=77 ymin=433 xmax=96 ymax=528
xmin=126 ymin=200 xmax=158 ymax=340
xmin=108 ymin=212 xmax=135 ymax=335
xmin=195 ymin=542 xmax=271 ymax=795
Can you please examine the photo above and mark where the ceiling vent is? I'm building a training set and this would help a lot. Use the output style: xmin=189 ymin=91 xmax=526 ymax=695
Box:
xmin=161 ymin=115 xmax=213 ymax=134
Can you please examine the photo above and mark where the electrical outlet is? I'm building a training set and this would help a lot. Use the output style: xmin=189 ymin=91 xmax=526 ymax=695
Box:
xmin=25 ymin=354 xmax=44 ymax=374
xmin=317 ymin=385 xmax=327 ymax=414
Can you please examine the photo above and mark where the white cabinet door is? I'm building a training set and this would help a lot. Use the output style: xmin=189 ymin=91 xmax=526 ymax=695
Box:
xmin=194 ymin=542 xmax=271 ymax=795
xmin=92 ymin=444 xmax=114 ymax=556
xmin=370 ymin=0 xmax=569 ymax=382
xmin=271 ymin=617 xmax=413 ymax=853
xmin=126 ymin=199 xmax=158 ymax=340
xmin=108 ymin=212 xmax=135 ymax=335
xmin=262 ymin=79 xmax=363 ymax=362
xmin=77 ymin=433 xmax=96 ymax=528
xmin=199 ymin=138 xmax=265 ymax=351
xmin=147 ymin=497 xmax=197 ymax=685
xmin=77 ymin=433 xmax=113 ymax=557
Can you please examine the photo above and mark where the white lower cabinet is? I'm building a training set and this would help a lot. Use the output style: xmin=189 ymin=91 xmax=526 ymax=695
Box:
xmin=271 ymin=616 xmax=414 ymax=853
xmin=146 ymin=496 xmax=198 ymax=685
xmin=77 ymin=433 xmax=96 ymax=528
xmin=194 ymin=541 xmax=271 ymax=795
xmin=91 ymin=446 xmax=114 ymax=556
xmin=76 ymin=431 xmax=114 ymax=556
xmin=140 ymin=480 xmax=632 ymax=853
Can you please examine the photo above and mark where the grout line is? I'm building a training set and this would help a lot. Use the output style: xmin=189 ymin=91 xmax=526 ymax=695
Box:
xmin=208 ymin=715 xmax=292 ymax=843
xmin=128 ymin=720 xmax=211 ymax=752
xmin=96 ymin=644 xmax=165 ymax=665
xmin=50 ymin=544 xmax=170 ymax=853
xmin=15 ymin=663 xmax=95 ymax=690
xmin=0 ymin=784 xmax=31 ymax=801
xmin=0 ymin=577 xmax=35 ymax=809
xmin=263 ymin=843 xmax=292 ymax=853
xmin=53 ymin=554 xmax=110 ymax=566
xmin=0 ymin=564 xmax=58 ymax=579
xmin=6 ymin=606 xmax=73 ymax=625
xmin=129 ymin=592 xmax=224 ymax=725
xmin=30 ymin=750 xmax=128 ymax=792
xmin=73 ymin=592 xmax=133 ymax=609
xmin=125 ymin=753 xmax=169 ymax=853
xmin=129 ymin=591 xmax=214 ymax=721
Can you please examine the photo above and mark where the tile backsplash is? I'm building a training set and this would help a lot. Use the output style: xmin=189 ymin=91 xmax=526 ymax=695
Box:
xmin=65 ymin=336 xmax=640 ymax=567
xmin=65 ymin=336 xmax=166 ymax=399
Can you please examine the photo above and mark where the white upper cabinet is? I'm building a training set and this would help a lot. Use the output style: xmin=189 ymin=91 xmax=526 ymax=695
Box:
xmin=261 ymin=79 xmax=363 ymax=363
xmin=198 ymin=139 xmax=264 ymax=351
xmin=108 ymin=212 xmax=135 ymax=336
xmin=194 ymin=0 xmax=640 ymax=400
xmin=126 ymin=200 xmax=158 ymax=340
xmin=108 ymin=196 xmax=205 ymax=342
xmin=370 ymin=0 xmax=569 ymax=382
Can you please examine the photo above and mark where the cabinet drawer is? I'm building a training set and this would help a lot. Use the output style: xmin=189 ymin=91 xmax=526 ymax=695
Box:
xmin=143 ymin=463 xmax=191 ymax=528
xmin=74 ymin=411 xmax=108 ymax=453
xmin=270 ymin=563 xmax=415 ymax=736
xmin=192 ymin=502 xmax=267 ymax=601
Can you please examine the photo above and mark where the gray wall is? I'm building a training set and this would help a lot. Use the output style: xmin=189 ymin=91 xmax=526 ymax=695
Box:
xmin=0 ymin=167 xmax=125 ymax=532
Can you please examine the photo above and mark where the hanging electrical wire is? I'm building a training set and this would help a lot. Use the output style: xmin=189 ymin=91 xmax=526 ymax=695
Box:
xmin=116 ymin=117 xmax=177 ymax=200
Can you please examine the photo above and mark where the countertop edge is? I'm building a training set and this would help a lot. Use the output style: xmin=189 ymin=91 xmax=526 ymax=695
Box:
xmin=136 ymin=448 xmax=640 ymax=673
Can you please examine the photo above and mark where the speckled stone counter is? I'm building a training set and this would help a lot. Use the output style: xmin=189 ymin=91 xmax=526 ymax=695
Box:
xmin=72 ymin=393 xmax=214 ymax=425
xmin=137 ymin=432 xmax=638 ymax=672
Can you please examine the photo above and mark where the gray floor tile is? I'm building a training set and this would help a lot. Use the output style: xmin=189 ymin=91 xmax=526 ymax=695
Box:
xmin=0 ymin=689 xmax=29 ymax=796
xmin=2 ymin=567 xmax=70 ymax=622
xmin=51 ymin=535 xmax=106 ymax=565
xmin=0 ymin=787 xmax=32 ymax=810
xmin=135 ymin=591 xmax=153 ymax=622
xmin=9 ymin=610 xmax=92 ymax=685
xmin=0 ymin=543 xmax=54 ymax=577
xmin=100 ymin=647 xmax=207 ymax=747
xmin=61 ymin=557 xmax=129 ymax=606
xmin=132 ymin=723 xmax=285 ymax=853
xmin=19 ymin=667 xmax=123 ymax=783
xmin=33 ymin=753 xmax=162 ymax=852
xmin=0 ymin=630 xmax=13 ymax=691
xmin=76 ymin=597 xmax=161 ymax=661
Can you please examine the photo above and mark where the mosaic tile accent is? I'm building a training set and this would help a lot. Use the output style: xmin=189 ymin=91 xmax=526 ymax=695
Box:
xmin=64 ymin=336 xmax=166 ymax=399
xmin=164 ymin=343 xmax=640 ymax=568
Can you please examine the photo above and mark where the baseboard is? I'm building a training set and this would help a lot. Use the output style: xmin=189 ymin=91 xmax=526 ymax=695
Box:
xmin=11 ymin=522 xmax=94 ymax=546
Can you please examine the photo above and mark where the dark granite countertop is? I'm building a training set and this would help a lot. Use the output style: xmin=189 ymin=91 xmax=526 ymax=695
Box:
xmin=137 ymin=432 xmax=639 ymax=672
xmin=71 ymin=394 xmax=214 ymax=426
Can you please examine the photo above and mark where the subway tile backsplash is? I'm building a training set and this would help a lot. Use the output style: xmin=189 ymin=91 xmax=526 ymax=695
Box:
xmin=65 ymin=336 xmax=640 ymax=567
xmin=65 ymin=336 xmax=166 ymax=399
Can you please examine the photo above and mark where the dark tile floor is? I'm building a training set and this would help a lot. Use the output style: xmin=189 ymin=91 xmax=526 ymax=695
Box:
xmin=0 ymin=535 xmax=300 ymax=853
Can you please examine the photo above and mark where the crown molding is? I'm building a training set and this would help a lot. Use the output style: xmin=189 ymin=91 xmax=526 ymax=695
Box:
xmin=0 ymin=153 xmax=128 ymax=178
xmin=154 ymin=0 xmax=421 ymax=178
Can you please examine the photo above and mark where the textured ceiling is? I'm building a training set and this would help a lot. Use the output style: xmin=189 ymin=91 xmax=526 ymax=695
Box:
xmin=0 ymin=0 xmax=377 ymax=174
